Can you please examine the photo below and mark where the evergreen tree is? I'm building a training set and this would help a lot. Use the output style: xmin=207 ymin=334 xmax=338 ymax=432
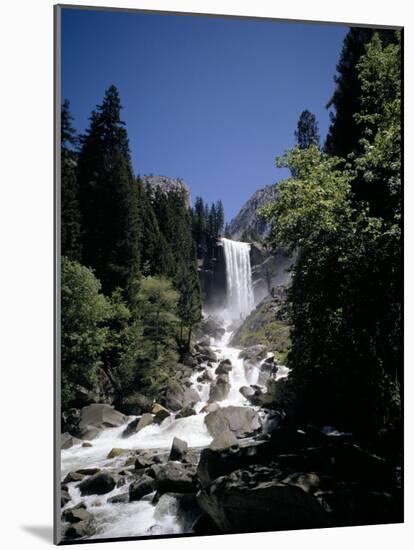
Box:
xmin=216 ymin=200 xmax=225 ymax=235
xmin=77 ymin=85 xmax=141 ymax=299
xmin=324 ymin=27 xmax=397 ymax=158
xmin=294 ymin=110 xmax=320 ymax=149
xmin=61 ymin=100 xmax=82 ymax=260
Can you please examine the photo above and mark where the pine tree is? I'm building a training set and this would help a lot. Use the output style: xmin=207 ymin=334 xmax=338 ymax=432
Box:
xmin=216 ymin=200 xmax=225 ymax=236
xmin=77 ymin=85 xmax=141 ymax=299
xmin=61 ymin=100 xmax=82 ymax=261
xmin=324 ymin=28 xmax=397 ymax=158
xmin=294 ymin=110 xmax=320 ymax=149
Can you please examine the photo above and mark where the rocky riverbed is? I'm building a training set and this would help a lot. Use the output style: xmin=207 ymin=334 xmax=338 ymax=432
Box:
xmin=60 ymin=318 xmax=402 ymax=541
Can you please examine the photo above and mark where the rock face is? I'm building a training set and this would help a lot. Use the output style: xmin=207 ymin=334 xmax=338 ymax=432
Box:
xmin=205 ymin=406 xmax=261 ymax=438
xmin=197 ymin=464 xmax=328 ymax=533
xmin=227 ymin=184 xmax=279 ymax=241
xmin=141 ymin=175 xmax=191 ymax=208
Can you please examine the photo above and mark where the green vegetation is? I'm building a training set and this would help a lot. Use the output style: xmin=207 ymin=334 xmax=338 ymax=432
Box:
xmin=231 ymin=296 xmax=291 ymax=364
xmin=294 ymin=109 xmax=320 ymax=150
xmin=262 ymin=32 xmax=401 ymax=437
xmin=61 ymin=258 xmax=110 ymax=408
xmin=60 ymin=85 xmax=206 ymax=408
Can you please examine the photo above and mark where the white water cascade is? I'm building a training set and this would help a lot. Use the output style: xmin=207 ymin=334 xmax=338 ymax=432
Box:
xmin=221 ymin=237 xmax=255 ymax=320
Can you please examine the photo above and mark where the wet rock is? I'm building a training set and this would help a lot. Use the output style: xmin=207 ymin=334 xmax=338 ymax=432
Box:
xmin=81 ymin=442 xmax=93 ymax=448
xmin=62 ymin=408 xmax=81 ymax=435
xmin=62 ymin=503 xmax=93 ymax=524
xmin=150 ymin=462 xmax=197 ymax=494
xmin=61 ymin=432 xmax=82 ymax=450
xmin=78 ymin=425 xmax=102 ymax=441
xmin=257 ymin=361 xmax=277 ymax=386
xmin=76 ymin=468 xmax=100 ymax=476
xmin=61 ymin=490 xmax=71 ymax=507
xmin=134 ymin=453 xmax=160 ymax=470
xmin=129 ymin=475 xmax=156 ymax=501
xmin=107 ymin=492 xmax=130 ymax=504
xmin=169 ymin=437 xmax=188 ymax=462
xmin=122 ymin=413 xmax=153 ymax=438
xmin=78 ymin=472 xmax=116 ymax=496
xmin=210 ymin=430 xmax=239 ymax=452
xmin=196 ymin=317 xmax=226 ymax=340
xmin=201 ymin=401 xmax=221 ymax=414
xmin=215 ymin=359 xmax=232 ymax=375
xmin=197 ymin=369 xmax=214 ymax=383
xmin=209 ymin=374 xmax=230 ymax=402
xmin=107 ymin=448 xmax=128 ymax=459
xmin=166 ymin=380 xmax=200 ymax=411
xmin=63 ymin=471 xmax=85 ymax=484
xmin=152 ymin=404 xmax=171 ymax=424
xmin=116 ymin=393 xmax=152 ymax=416
xmin=154 ymin=493 xmax=203 ymax=530
xmin=175 ymin=406 xmax=196 ymax=419
xmin=205 ymin=406 xmax=261 ymax=438
xmin=239 ymin=345 xmax=267 ymax=363
xmin=239 ymin=386 xmax=255 ymax=399
xmin=79 ymin=403 xmax=126 ymax=431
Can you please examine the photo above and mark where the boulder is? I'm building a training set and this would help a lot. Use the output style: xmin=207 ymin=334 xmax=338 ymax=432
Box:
xmin=150 ymin=462 xmax=197 ymax=494
xmin=76 ymin=468 xmax=100 ymax=476
xmin=78 ymin=472 xmax=116 ymax=496
xmin=175 ymin=406 xmax=196 ymax=419
xmin=215 ymin=359 xmax=232 ymax=376
xmin=209 ymin=374 xmax=230 ymax=402
xmin=63 ymin=471 xmax=85 ymax=484
xmin=107 ymin=448 xmax=128 ymax=459
xmin=169 ymin=437 xmax=188 ymax=462
xmin=205 ymin=406 xmax=261 ymax=438
xmin=62 ymin=408 xmax=81 ymax=435
xmin=197 ymin=369 xmax=214 ymax=383
xmin=122 ymin=413 xmax=153 ymax=438
xmin=117 ymin=393 xmax=152 ymax=416
xmin=61 ymin=432 xmax=82 ymax=450
xmin=197 ymin=464 xmax=328 ymax=533
xmin=239 ymin=386 xmax=255 ymax=400
xmin=257 ymin=361 xmax=277 ymax=386
xmin=134 ymin=452 xmax=161 ymax=470
xmin=210 ymin=430 xmax=239 ymax=452
xmin=107 ymin=492 xmax=130 ymax=504
xmin=129 ymin=475 xmax=156 ymax=501
xmin=165 ymin=380 xmax=200 ymax=411
xmin=201 ymin=401 xmax=221 ymax=414
xmin=62 ymin=503 xmax=93 ymax=524
xmin=64 ymin=519 xmax=95 ymax=540
xmin=239 ymin=345 xmax=267 ymax=363
xmin=79 ymin=403 xmax=126 ymax=431
xmin=153 ymin=406 xmax=171 ymax=425
xmin=61 ymin=490 xmax=71 ymax=507
xmin=78 ymin=425 xmax=101 ymax=441
xmin=81 ymin=442 xmax=93 ymax=448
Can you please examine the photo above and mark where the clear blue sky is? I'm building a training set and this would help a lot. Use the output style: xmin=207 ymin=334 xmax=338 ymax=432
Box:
xmin=61 ymin=8 xmax=348 ymax=222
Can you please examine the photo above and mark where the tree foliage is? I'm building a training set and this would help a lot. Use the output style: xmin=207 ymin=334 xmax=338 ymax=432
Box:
xmin=263 ymin=32 xmax=401 ymax=437
xmin=61 ymin=258 xmax=110 ymax=408
xmin=294 ymin=110 xmax=320 ymax=150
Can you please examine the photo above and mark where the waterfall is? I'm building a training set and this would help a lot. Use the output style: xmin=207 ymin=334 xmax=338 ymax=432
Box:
xmin=221 ymin=237 xmax=254 ymax=320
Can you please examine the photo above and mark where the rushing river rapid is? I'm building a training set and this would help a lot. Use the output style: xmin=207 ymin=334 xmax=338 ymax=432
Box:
xmin=61 ymin=325 xmax=283 ymax=539
xmin=60 ymin=238 xmax=290 ymax=539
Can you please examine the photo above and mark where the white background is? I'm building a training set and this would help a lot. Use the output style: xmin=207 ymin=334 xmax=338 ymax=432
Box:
xmin=0 ymin=0 xmax=412 ymax=548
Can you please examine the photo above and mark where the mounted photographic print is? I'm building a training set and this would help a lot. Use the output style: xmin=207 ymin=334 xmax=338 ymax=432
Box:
xmin=54 ymin=4 xmax=403 ymax=544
